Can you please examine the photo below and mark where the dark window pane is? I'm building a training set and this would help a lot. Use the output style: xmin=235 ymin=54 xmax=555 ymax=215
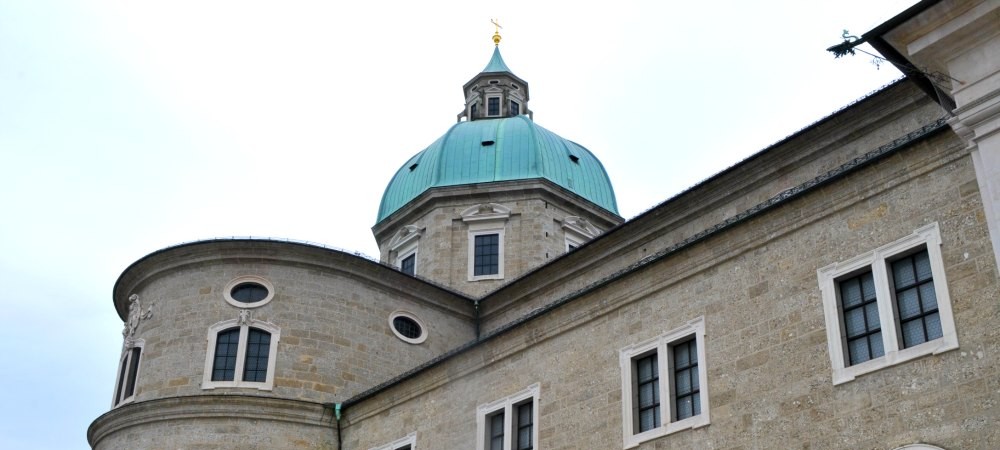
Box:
xmin=489 ymin=412 xmax=504 ymax=450
xmin=243 ymin=328 xmax=271 ymax=382
xmin=212 ymin=328 xmax=240 ymax=381
xmin=510 ymin=101 xmax=520 ymax=116
xmin=400 ymin=253 xmax=415 ymax=276
xmin=123 ymin=347 xmax=141 ymax=398
xmin=892 ymin=250 xmax=940 ymax=348
xmin=474 ymin=234 xmax=500 ymax=276
xmin=488 ymin=97 xmax=500 ymax=116
xmin=393 ymin=316 xmax=422 ymax=339
xmin=114 ymin=354 xmax=129 ymax=404
xmin=634 ymin=353 xmax=660 ymax=433
xmin=673 ymin=339 xmax=700 ymax=421
xmin=516 ymin=402 xmax=533 ymax=450
xmin=839 ymin=271 xmax=882 ymax=365
xmin=231 ymin=282 xmax=269 ymax=303
xmin=471 ymin=103 xmax=478 ymax=118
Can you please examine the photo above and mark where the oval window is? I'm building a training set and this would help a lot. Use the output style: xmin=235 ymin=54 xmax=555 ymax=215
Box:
xmin=223 ymin=276 xmax=275 ymax=308
xmin=388 ymin=311 xmax=427 ymax=344
xmin=231 ymin=282 xmax=269 ymax=303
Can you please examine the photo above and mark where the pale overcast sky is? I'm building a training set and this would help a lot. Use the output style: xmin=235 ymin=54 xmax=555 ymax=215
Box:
xmin=0 ymin=1 xmax=919 ymax=448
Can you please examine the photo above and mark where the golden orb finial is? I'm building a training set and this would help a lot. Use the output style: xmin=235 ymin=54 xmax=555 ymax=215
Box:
xmin=491 ymin=19 xmax=502 ymax=46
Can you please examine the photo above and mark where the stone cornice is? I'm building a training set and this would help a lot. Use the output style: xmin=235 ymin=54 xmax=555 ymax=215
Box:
xmin=88 ymin=395 xmax=332 ymax=448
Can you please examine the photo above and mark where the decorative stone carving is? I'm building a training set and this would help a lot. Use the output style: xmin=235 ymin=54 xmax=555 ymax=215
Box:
xmin=460 ymin=203 xmax=511 ymax=223
xmin=388 ymin=225 xmax=423 ymax=252
xmin=238 ymin=309 xmax=254 ymax=326
xmin=562 ymin=216 xmax=601 ymax=238
xmin=122 ymin=294 xmax=153 ymax=338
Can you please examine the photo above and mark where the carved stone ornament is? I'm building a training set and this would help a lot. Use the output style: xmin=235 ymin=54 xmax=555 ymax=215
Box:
xmin=238 ymin=309 xmax=254 ymax=326
xmin=460 ymin=203 xmax=512 ymax=222
xmin=122 ymin=294 xmax=154 ymax=338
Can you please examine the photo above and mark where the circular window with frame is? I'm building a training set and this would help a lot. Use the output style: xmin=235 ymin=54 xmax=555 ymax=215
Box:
xmin=223 ymin=276 xmax=275 ymax=308
xmin=389 ymin=311 xmax=427 ymax=344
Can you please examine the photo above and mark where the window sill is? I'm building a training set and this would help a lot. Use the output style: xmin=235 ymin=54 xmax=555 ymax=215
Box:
xmin=624 ymin=415 xmax=709 ymax=449
xmin=832 ymin=335 xmax=958 ymax=385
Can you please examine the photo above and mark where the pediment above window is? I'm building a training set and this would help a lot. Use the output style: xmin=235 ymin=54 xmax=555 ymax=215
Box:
xmin=461 ymin=203 xmax=511 ymax=223
xmin=388 ymin=224 xmax=423 ymax=251
xmin=562 ymin=216 xmax=601 ymax=238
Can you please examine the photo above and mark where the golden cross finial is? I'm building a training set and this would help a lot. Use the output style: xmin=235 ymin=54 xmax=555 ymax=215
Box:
xmin=491 ymin=19 xmax=502 ymax=46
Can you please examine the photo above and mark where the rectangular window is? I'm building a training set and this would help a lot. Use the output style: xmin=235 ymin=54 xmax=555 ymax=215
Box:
xmin=634 ymin=353 xmax=660 ymax=432
xmin=112 ymin=341 xmax=143 ymax=407
xmin=476 ymin=384 xmax=539 ymax=450
xmin=471 ymin=103 xmax=478 ymax=119
xmin=474 ymin=233 xmax=500 ymax=276
xmin=818 ymin=222 xmax=958 ymax=385
xmin=400 ymin=253 xmax=416 ymax=276
xmin=892 ymin=250 xmax=942 ymax=348
xmin=839 ymin=271 xmax=884 ymax=365
xmin=488 ymin=411 xmax=505 ymax=450
xmin=510 ymin=101 xmax=520 ymax=116
xmin=515 ymin=401 xmax=533 ymax=450
xmin=672 ymin=338 xmax=700 ymax=421
xmin=620 ymin=317 xmax=709 ymax=448
xmin=488 ymin=97 xmax=500 ymax=116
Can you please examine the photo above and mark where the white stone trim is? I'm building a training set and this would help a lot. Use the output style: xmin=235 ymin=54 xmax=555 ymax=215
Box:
xmin=202 ymin=316 xmax=280 ymax=391
xmin=817 ymin=222 xmax=958 ymax=385
xmin=111 ymin=338 xmax=144 ymax=408
xmin=388 ymin=310 xmax=427 ymax=345
xmin=619 ymin=317 xmax=709 ymax=449
xmin=463 ymin=204 xmax=509 ymax=281
xmin=222 ymin=275 xmax=275 ymax=309
xmin=369 ymin=432 xmax=417 ymax=450
xmin=562 ymin=216 xmax=601 ymax=251
xmin=475 ymin=383 xmax=540 ymax=450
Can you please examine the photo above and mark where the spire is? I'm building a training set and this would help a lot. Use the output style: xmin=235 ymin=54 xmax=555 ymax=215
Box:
xmin=481 ymin=47 xmax=512 ymax=74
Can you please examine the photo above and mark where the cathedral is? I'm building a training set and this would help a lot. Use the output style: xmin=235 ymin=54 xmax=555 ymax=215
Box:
xmin=88 ymin=1 xmax=1000 ymax=449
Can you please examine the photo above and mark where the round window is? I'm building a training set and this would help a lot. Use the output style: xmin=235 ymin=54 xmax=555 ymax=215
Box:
xmin=388 ymin=311 xmax=427 ymax=344
xmin=223 ymin=276 xmax=275 ymax=308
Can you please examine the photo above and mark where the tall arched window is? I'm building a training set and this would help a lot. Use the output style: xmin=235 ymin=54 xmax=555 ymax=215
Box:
xmin=203 ymin=319 xmax=280 ymax=390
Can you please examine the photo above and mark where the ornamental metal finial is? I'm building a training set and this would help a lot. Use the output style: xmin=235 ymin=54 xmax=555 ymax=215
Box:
xmin=491 ymin=19 xmax=502 ymax=46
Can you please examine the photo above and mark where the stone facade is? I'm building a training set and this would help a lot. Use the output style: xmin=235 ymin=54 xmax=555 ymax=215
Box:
xmin=339 ymin=81 xmax=1000 ymax=450
xmin=89 ymin=2 xmax=1000 ymax=449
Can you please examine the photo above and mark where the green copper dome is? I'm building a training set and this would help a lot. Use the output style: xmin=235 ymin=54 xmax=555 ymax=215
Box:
xmin=376 ymin=115 xmax=619 ymax=222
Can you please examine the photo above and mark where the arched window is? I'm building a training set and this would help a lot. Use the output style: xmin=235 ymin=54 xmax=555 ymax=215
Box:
xmin=203 ymin=319 xmax=280 ymax=390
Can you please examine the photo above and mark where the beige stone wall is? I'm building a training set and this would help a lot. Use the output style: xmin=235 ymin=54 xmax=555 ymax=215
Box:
xmin=477 ymin=81 xmax=953 ymax=334
xmin=89 ymin=396 xmax=335 ymax=450
xmin=374 ymin=180 xmax=623 ymax=297
xmin=341 ymin=114 xmax=1000 ymax=448
xmin=105 ymin=242 xmax=475 ymax=406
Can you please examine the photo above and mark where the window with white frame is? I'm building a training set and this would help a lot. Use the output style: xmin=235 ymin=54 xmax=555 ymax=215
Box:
xmin=202 ymin=316 xmax=280 ymax=390
xmin=389 ymin=225 xmax=422 ymax=277
xmin=369 ymin=432 xmax=417 ymax=450
xmin=112 ymin=339 xmax=144 ymax=407
xmin=817 ymin=222 xmax=958 ymax=385
xmin=477 ymin=384 xmax=539 ymax=450
xmin=619 ymin=317 xmax=709 ymax=449
xmin=462 ymin=204 xmax=509 ymax=281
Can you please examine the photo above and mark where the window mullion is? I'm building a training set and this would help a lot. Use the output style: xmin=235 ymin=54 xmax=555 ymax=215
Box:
xmin=235 ymin=325 xmax=250 ymax=384
xmin=871 ymin=257 xmax=900 ymax=354
xmin=659 ymin=341 xmax=671 ymax=426
xmin=503 ymin=404 xmax=513 ymax=450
